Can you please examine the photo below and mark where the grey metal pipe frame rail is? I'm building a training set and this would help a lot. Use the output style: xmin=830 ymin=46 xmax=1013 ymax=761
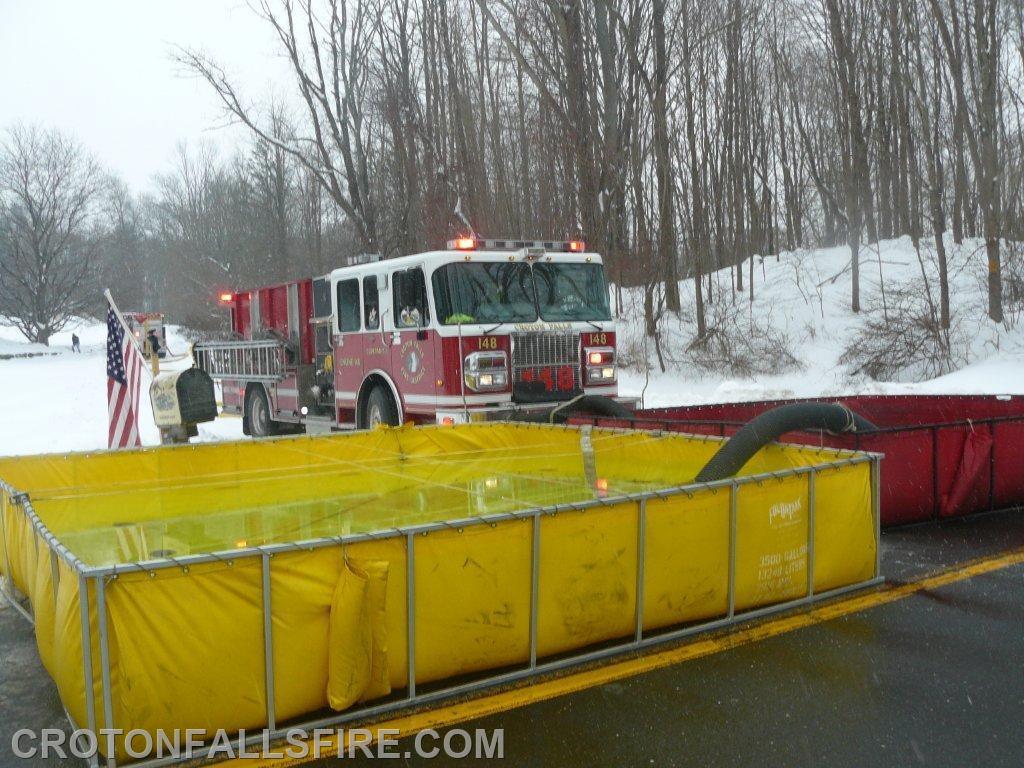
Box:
xmin=79 ymin=572 xmax=99 ymax=768
xmin=0 ymin=438 xmax=883 ymax=768
xmin=261 ymin=553 xmax=276 ymax=734
xmin=0 ymin=484 xmax=35 ymax=625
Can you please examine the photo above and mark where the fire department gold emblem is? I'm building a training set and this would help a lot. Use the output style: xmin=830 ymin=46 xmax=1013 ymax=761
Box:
xmin=400 ymin=340 xmax=426 ymax=384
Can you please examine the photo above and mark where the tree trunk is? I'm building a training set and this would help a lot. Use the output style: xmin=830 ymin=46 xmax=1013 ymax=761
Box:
xmin=653 ymin=0 xmax=681 ymax=311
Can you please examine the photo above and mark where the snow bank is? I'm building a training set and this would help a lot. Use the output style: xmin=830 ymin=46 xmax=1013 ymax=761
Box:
xmin=615 ymin=236 xmax=1024 ymax=408
xmin=0 ymin=321 xmax=242 ymax=456
xmin=0 ymin=318 xmax=110 ymax=356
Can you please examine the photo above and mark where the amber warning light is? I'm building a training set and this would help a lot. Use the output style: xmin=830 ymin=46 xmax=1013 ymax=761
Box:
xmin=450 ymin=237 xmax=477 ymax=250
xmin=568 ymin=240 xmax=586 ymax=252
xmin=218 ymin=292 xmax=234 ymax=305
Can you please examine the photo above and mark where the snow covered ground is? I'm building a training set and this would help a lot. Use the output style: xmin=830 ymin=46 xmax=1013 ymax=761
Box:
xmin=620 ymin=352 xmax=1024 ymax=409
xmin=0 ymin=322 xmax=243 ymax=456
xmin=0 ymin=237 xmax=1020 ymax=455
xmin=617 ymin=236 xmax=1024 ymax=408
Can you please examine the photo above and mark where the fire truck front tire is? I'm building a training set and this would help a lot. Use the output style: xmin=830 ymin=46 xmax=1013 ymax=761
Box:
xmin=364 ymin=385 xmax=399 ymax=429
xmin=245 ymin=386 xmax=279 ymax=438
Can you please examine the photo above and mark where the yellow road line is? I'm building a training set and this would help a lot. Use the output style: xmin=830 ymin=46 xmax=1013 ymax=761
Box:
xmin=215 ymin=547 xmax=1024 ymax=767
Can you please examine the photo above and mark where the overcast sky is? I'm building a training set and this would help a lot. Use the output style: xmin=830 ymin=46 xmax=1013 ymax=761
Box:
xmin=0 ymin=0 xmax=293 ymax=191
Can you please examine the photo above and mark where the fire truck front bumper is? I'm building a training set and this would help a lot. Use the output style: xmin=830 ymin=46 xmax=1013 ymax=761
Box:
xmin=435 ymin=395 xmax=640 ymax=426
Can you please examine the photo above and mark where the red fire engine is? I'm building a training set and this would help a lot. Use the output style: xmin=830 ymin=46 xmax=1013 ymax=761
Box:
xmin=123 ymin=312 xmax=168 ymax=360
xmin=194 ymin=239 xmax=630 ymax=437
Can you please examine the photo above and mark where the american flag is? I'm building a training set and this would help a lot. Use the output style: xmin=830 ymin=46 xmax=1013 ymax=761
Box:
xmin=106 ymin=303 xmax=143 ymax=449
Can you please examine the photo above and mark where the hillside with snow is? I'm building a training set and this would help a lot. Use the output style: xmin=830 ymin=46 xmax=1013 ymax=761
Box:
xmin=616 ymin=237 xmax=1024 ymax=407
xmin=0 ymin=237 xmax=1021 ymax=455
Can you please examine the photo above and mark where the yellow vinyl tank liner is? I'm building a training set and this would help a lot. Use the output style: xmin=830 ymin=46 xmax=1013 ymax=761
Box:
xmin=0 ymin=423 xmax=882 ymax=764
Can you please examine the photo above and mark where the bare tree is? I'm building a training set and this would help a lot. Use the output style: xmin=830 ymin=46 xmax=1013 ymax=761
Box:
xmin=904 ymin=0 xmax=951 ymax=330
xmin=97 ymin=177 xmax=149 ymax=311
xmin=822 ymin=0 xmax=873 ymax=313
xmin=177 ymin=0 xmax=381 ymax=252
xmin=0 ymin=125 xmax=106 ymax=344
xmin=928 ymin=0 xmax=1005 ymax=322
xmin=57 ymin=0 xmax=1024 ymax=358
xmin=652 ymin=0 xmax=682 ymax=311
xmin=246 ymin=107 xmax=295 ymax=281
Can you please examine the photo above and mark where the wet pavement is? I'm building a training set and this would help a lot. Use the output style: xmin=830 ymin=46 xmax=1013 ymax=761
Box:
xmin=1 ymin=509 xmax=1022 ymax=768
xmin=339 ymin=559 xmax=1022 ymax=767
xmin=881 ymin=507 xmax=1024 ymax=581
xmin=0 ymin=604 xmax=73 ymax=768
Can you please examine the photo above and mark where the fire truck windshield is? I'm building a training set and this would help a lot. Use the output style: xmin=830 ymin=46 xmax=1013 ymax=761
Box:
xmin=533 ymin=262 xmax=611 ymax=322
xmin=433 ymin=260 xmax=611 ymax=325
xmin=432 ymin=262 xmax=538 ymax=325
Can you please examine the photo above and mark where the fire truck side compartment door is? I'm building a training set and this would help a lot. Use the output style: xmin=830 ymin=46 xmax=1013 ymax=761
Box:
xmin=334 ymin=277 xmax=363 ymax=409
xmin=312 ymin=276 xmax=332 ymax=318
xmin=361 ymin=273 xmax=391 ymax=400
xmin=390 ymin=267 xmax=438 ymax=411
xmin=287 ymin=282 xmax=300 ymax=345
xmin=249 ymin=292 xmax=261 ymax=336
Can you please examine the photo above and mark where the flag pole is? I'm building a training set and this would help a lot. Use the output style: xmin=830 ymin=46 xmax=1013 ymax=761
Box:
xmin=103 ymin=289 xmax=153 ymax=378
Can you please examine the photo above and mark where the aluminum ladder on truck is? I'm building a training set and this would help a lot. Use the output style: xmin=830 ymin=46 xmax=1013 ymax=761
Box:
xmin=192 ymin=339 xmax=288 ymax=382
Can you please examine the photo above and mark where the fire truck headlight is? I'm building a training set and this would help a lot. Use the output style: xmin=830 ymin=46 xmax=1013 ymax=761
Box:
xmin=464 ymin=351 xmax=508 ymax=391
xmin=475 ymin=371 xmax=507 ymax=388
xmin=584 ymin=347 xmax=616 ymax=385
xmin=586 ymin=366 xmax=617 ymax=384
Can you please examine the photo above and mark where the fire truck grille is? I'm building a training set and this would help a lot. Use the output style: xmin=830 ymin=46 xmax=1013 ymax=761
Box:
xmin=511 ymin=331 xmax=582 ymax=403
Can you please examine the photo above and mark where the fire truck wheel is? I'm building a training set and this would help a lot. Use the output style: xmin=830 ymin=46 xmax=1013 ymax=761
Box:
xmin=365 ymin=385 xmax=399 ymax=429
xmin=245 ymin=387 xmax=279 ymax=438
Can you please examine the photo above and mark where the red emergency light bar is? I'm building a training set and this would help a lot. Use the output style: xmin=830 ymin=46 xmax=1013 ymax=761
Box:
xmin=446 ymin=238 xmax=587 ymax=253
xmin=218 ymin=292 xmax=234 ymax=305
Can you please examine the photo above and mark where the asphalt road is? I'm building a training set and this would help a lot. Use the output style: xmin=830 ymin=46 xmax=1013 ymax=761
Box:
xmin=324 ymin=560 xmax=1023 ymax=768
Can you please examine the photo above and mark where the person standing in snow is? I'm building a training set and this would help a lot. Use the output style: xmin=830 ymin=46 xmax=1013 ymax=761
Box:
xmin=146 ymin=328 xmax=162 ymax=358
xmin=71 ymin=333 xmax=80 ymax=353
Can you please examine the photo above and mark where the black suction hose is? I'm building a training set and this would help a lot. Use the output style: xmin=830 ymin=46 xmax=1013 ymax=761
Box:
xmin=694 ymin=402 xmax=877 ymax=483
xmin=512 ymin=394 xmax=634 ymax=424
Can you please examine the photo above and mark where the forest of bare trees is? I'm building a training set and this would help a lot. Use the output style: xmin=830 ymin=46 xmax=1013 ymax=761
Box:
xmin=3 ymin=0 xmax=1024 ymax=348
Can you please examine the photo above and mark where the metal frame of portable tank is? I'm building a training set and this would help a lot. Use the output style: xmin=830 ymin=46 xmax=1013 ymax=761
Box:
xmin=0 ymin=428 xmax=883 ymax=768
